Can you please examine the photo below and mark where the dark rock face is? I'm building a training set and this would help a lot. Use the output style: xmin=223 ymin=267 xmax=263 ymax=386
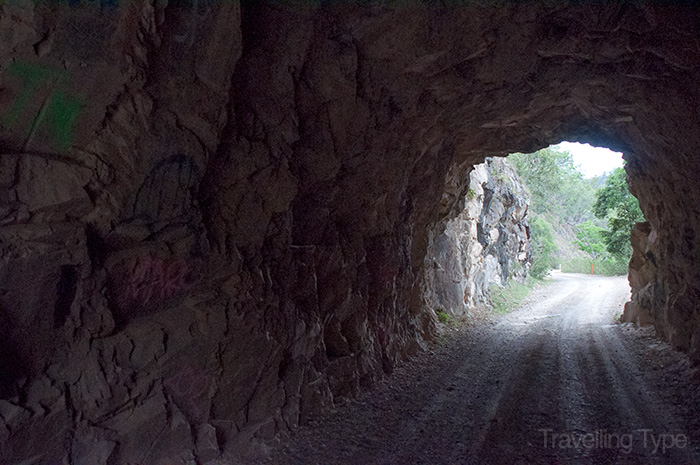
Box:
xmin=1 ymin=2 xmax=700 ymax=462
xmin=623 ymin=221 xmax=658 ymax=326
xmin=424 ymin=158 xmax=530 ymax=316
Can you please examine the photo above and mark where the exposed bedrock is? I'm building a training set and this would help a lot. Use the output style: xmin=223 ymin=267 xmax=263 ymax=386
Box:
xmin=424 ymin=158 xmax=530 ymax=316
xmin=623 ymin=221 xmax=657 ymax=326
xmin=0 ymin=2 xmax=699 ymax=462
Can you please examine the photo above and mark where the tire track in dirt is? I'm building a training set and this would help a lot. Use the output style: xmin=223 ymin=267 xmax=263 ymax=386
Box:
xmin=260 ymin=273 xmax=700 ymax=465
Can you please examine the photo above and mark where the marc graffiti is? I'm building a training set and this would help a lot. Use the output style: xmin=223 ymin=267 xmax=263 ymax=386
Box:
xmin=124 ymin=254 xmax=190 ymax=305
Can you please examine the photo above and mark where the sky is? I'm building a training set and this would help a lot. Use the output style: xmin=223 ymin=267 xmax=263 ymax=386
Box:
xmin=554 ymin=141 xmax=624 ymax=178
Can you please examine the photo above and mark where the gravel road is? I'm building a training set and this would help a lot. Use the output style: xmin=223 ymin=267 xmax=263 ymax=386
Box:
xmin=261 ymin=272 xmax=700 ymax=465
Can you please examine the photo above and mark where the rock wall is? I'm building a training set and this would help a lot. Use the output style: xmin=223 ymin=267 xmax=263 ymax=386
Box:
xmin=1 ymin=2 xmax=700 ymax=463
xmin=623 ymin=220 xmax=661 ymax=328
xmin=424 ymin=158 xmax=530 ymax=316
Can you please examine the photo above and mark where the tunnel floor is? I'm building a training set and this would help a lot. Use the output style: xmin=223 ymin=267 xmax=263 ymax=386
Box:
xmin=261 ymin=273 xmax=700 ymax=465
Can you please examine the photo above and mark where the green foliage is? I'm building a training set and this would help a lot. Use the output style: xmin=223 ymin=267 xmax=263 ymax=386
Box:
xmin=560 ymin=257 xmax=629 ymax=276
xmin=436 ymin=310 xmax=450 ymax=324
xmin=593 ymin=167 xmax=644 ymax=259
xmin=508 ymin=148 xmax=596 ymax=224
xmin=574 ymin=220 xmax=607 ymax=259
xmin=489 ymin=277 xmax=542 ymax=314
xmin=529 ymin=215 xmax=557 ymax=279
xmin=509 ymin=147 xmax=601 ymax=277
xmin=509 ymin=147 xmax=644 ymax=279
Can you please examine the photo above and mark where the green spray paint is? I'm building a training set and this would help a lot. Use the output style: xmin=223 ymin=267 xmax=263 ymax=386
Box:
xmin=3 ymin=61 xmax=84 ymax=152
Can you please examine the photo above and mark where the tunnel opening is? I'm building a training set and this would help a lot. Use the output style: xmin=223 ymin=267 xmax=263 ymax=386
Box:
xmin=503 ymin=141 xmax=637 ymax=281
xmin=424 ymin=139 xmax=641 ymax=325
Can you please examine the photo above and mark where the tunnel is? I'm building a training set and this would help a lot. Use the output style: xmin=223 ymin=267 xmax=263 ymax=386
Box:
xmin=0 ymin=1 xmax=699 ymax=463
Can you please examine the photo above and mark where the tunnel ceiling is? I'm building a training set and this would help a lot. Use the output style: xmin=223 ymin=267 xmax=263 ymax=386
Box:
xmin=0 ymin=1 xmax=699 ymax=462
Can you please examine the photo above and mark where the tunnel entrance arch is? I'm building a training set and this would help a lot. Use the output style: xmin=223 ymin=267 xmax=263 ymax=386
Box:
xmin=505 ymin=143 xmax=634 ymax=278
xmin=424 ymin=141 xmax=639 ymax=323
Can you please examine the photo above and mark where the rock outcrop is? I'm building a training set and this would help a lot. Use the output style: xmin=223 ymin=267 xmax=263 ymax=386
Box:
xmin=424 ymin=158 xmax=530 ymax=316
xmin=1 ymin=2 xmax=700 ymax=463
xmin=623 ymin=221 xmax=658 ymax=326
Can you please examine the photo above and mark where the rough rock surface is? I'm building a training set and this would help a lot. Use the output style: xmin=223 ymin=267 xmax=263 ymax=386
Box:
xmin=623 ymin=221 xmax=658 ymax=326
xmin=1 ymin=2 xmax=700 ymax=463
xmin=265 ymin=274 xmax=700 ymax=465
xmin=423 ymin=158 xmax=530 ymax=316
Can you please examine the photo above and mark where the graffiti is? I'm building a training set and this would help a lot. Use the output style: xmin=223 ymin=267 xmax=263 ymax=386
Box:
xmin=163 ymin=359 xmax=209 ymax=422
xmin=2 ymin=61 xmax=84 ymax=152
xmin=108 ymin=252 xmax=200 ymax=327
xmin=132 ymin=155 xmax=199 ymax=225
xmin=125 ymin=255 xmax=189 ymax=305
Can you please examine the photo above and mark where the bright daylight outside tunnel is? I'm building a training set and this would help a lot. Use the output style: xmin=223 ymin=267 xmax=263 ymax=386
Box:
xmin=2 ymin=1 xmax=700 ymax=464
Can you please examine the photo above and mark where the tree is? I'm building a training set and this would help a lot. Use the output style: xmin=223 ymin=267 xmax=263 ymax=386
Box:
xmin=510 ymin=147 xmax=598 ymax=277
xmin=509 ymin=148 xmax=596 ymax=225
xmin=529 ymin=215 xmax=557 ymax=279
xmin=593 ymin=167 xmax=644 ymax=259
xmin=574 ymin=220 xmax=607 ymax=259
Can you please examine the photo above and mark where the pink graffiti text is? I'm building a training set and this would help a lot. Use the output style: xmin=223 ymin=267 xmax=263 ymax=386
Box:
xmin=125 ymin=255 xmax=189 ymax=304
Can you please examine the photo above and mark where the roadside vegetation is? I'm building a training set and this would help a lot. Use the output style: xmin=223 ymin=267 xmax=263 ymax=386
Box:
xmin=489 ymin=277 xmax=543 ymax=314
xmin=508 ymin=147 xmax=644 ymax=278
xmin=483 ymin=145 xmax=642 ymax=315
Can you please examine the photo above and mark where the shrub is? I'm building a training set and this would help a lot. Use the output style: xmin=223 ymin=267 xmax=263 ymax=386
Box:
xmin=489 ymin=277 xmax=541 ymax=314
xmin=560 ymin=257 xmax=628 ymax=276
xmin=436 ymin=310 xmax=450 ymax=324
xmin=529 ymin=216 xmax=557 ymax=279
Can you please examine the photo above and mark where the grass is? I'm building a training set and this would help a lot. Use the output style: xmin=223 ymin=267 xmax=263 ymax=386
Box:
xmin=489 ymin=277 xmax=543 ymax=315
xmin=560 ymin=257 xmax=628 ymax=276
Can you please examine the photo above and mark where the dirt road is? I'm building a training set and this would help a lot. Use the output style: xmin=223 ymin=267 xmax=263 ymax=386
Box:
xmin=263 ymin=273 xmax=700 ymax=464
